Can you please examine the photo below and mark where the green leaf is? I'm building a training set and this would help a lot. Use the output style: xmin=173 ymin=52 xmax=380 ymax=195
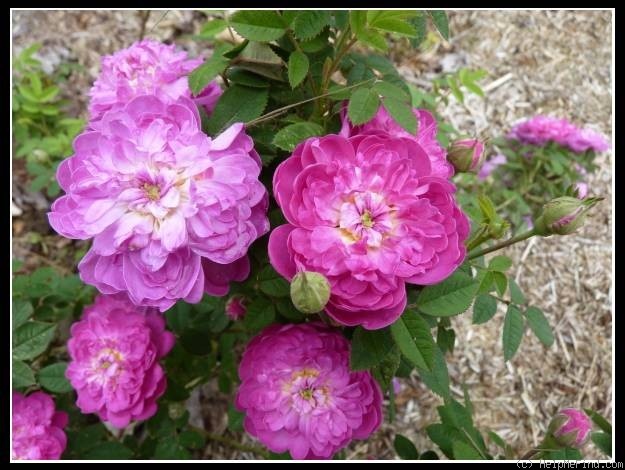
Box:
xmin=188 ymin=54 xmax=229 ymax=96
xmin=181 ymin=328 xmax=214 ymax=355
xmin=584 ymin=409 xmax=612 ymax=434
xmin=543 ymin=447 xmax=582 ymax=460
xmin=239 ymin=41 xmax=284 ymax=65
xmin=428 ymin=11 xmax=449 ymax=40
xmin=179 ymin=430 xmax=205 ymax=450
xmin=12 ymin=359 xmax=36 ymax=388
xmin=228 ymin=405 xmax=245 ymax=432
xmin=452 ymin=440 xmax=482 ymax=460
xmin=259 ymin=266 xmax=291 ymax=297
xmin=417 ymin=272 xmax=480 ymax=317
xmin=524 ymin=307 xmax=554 ymax=347
xmin=416 ymin=345 xmax=450 ymax=398
xmin=371 ymin=346 xmax=401 ymax=392
xmin=349 ymin=11 xmax=367 ymax=37
xmin=292 ymin=11 xmax=331 ymax=40
xmin=487 ymin=431 xmax=507 ymax=449
xmin=12 ymin=321 xmax=56 ymax=360
xmin=508 ymin=279 xmax=526 ymax=305
xmin=287 ymin=50 xmax=309 ymax=88
xmin=472 ymin=294 xmax=498 ymax=324
xmin=390 ymin=309 xmax=435 ymax=371
xmin=591 ymin=431 xmax=612 ymax=457
xmin=394 ymin=434 xmax=419 ymax=460
xmin=38 ymin=362 xmax=73 ymax=393
xmin=426 ymin=424 xmax=454 ymax=458
xmin=420 ymin=450 xmax=439 ymax=460
xmin=493 ymin=271 xmax=508 ymax=297
xmin=273 ymin=122 xmax=324 ymax=152
xmin=447 ymin=75 xmax=464 ymax=103
xmin=13 ymin=301 xmax=33 ymax=330
xmin=84 ymin=442 xmax=134 ymax=459
xmin=488 ymin=255 xmax=512 ymax=272
xmin=347 ymin=87 xmax=380 ymax=125
xmin=382 ymin=97 xmax=417 ymax=134
xmin=229 ymin=10 xmax=287 ymax=42
xmin=436 ymin=326 xmax=455 ymax=354
xmin=409 ymin=13 xmax=427 ymax=48
xmin=373 ymin=80 xmax=410 ymax=101
xmin=350 ymin=327 xmax=395 ymax=370
xmin=502 ymin=305 xmax=524 ymax=361
xmin=244 ymin=296 xmax=276 ymax=331
xmin=226 ymin=67 xmax=270 ymax=88
xmin=205 ymin=85 xmax=268 ymax=135
xmin=370 ymin=18 xmax=417 ymax=37
xmin=199 ymin=18 xmax=228 ymax=38
xmin=357 ymin=29 xmax=388 ymax=52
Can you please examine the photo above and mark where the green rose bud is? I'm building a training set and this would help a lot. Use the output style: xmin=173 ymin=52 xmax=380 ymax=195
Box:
xmin=447 ymin=139 xmax=485 ymax=173
xmin=534 ymin=196 xmax=602 ymax=236
xmin=290 ymin=271 xmax=331 ymax=314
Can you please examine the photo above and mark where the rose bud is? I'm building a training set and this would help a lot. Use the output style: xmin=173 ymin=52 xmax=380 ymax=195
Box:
xmin=547 ymin=408 xmax=592 ymax=448
xmin=447 ymin=139 xmax=485 ymax=173
xmin=290 ymin=271 xmax=331 ymax=314
xmin=534 ymin=196 xmax=602 ymax=236
xmin=225 ymin=295 xmax=247 ymax=320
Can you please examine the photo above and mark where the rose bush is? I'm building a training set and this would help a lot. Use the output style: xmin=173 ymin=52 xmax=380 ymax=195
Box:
xmin=11 ymin=10 xmax=611 ymax=461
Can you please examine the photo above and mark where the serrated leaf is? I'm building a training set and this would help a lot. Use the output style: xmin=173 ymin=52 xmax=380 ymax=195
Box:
xmin=524 ymin=307 xmax=554 ymax=347
xmin=244 ymin=297 xmax=276 ymax=331
xmin=37 ymin=362 xmax=73 ymax=393
xmin=292 ymin=11 xmax=331 ymax=40
xmin=13 ymin=301 xmax=33 ymax=330
xmin=12 ymin=321 xmax=56 ymax=360
xmin=370 ymin=18 xmax=417 ymax=37
xmin=348 ymin=87 xmax=380 ymax=125
xmin=179 ymin=430 xmax=205 ymax=450
xmin=591 ymin=431 xmax=612 ymax=457
xmin=205 ymin=85 xmax=268 ymax=135
xmin=420 ymin=450 xmax=439 ymax=460
xmin=383 ymin=97 xmax=417 ymax=134
xmin=226 ymin=67 xmax=269 ymax=88
xmin=239 ymin=41 xmax=284 ymax=65
xmin=357 ymin=29 xmax=388 ymax=52
xmin=199 ymin=18 xmax=228 ymax=38
xmin=447 ymin=75 xmax=464 ymax=103
xmin=273 ymin=122 xmax=324 ymax=152
xmin=288 ymin=51 xmax=309 ymax=88
xmin=487 ymin=431 xmax=507 ymax=449
xmin=188 ymin=54 xmax=229 ymax=96
xmin=12 ymin=359 xmax=36 ymax=388
xmin=509 ymin=279 xmax=526 ymax=305
xmin=502 ymin=305 xmax=524 ymax=361
xmin=584 ymin=409 xmax=612 ymax=434
xmin=416 ymin=344 xmax=450 ymax=398
xmin=409 ymin=13 xmax=427 ymax=48
xmin=452 ymin=440 xmax=482 ymax=460
xmin=417 ymin=272 xmax=480 ymax=317
xmin=426 ymin=424 xmax=454 ymax=458
xmin=259 ymin=268 xmax=290 ymax=298
xmin=394 ymin=434 xmax=419 ymax=460
xmin=488 ymin=255 xmax=512 ymax=272
xmin=350 ymin=327 xmax=395 ymax=370
xmin=229 ymin=10 xmax=287 ymax=42
xmin=371 ymin=346 xmax=401 ymax=392
xmin=390 ymin=309 xmax=435 ymax=371
xmin=472 ymin=294 xmax=498 ymax=324
xmin=493 ymin=271 xmax=508 ymax=296
xmin=373 ymin=80 xmax=410 ymax=101
xmin=84 ymin=442 xmax=134 ymax=459
xmin=428 ymin=11 xmax=449 ymax=40
xmin=349 ymin=11 xmax=367 ymax=36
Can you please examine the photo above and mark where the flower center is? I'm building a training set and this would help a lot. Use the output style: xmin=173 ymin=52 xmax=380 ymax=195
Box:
xmin=338 ymin=192 xmax=395 ymax=248
xmin=143 ymin=183 xmax=161 ymax=201
xmin=88 ymin=347 xmax=125 ymax=385
xmin=299 ymin=388 xmax=314 ymax=400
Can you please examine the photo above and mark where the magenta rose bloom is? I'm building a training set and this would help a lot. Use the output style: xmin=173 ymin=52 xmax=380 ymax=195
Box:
xmin=235 ymin=322 xmax=382 ymax=459
xmin=88 ymin=39 xmax=220 ymax=121
xmin=548 ymin=408 xmax=593 ymax=448
xmin=66 ymin=294 xmax=175 ymax=428
xmin=340 ymin=105 xmax=454 ymax=179
xmin=269 ymin=128 xmax=469 ymax=329
xmin=48 ymin=95 xmax=269 ymax=310
xmin=509 ymin=115 xmax=610 ymax=153
xmin=12 ymin=391 xmax=68 ymax=460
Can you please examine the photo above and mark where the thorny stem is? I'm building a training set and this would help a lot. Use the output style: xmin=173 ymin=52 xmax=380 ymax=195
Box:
xmin=468 ymin=228 xmax=537 ymax=260
xmin=188 ymin=426 xmax=271 ymax=459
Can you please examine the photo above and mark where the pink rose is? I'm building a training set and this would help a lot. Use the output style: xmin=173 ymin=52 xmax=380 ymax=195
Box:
xmin=12 ymin=391 xmax=68 ymax=460
xmin=49 ymin=95 xmax=269 ymax=311
xmin=66 ymin=294 xmax=175 ymax=428
xmin=269 ymin=129 xmax=469 ymax=330
xmin=235 ymin=322 xmax=382 ymax=459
